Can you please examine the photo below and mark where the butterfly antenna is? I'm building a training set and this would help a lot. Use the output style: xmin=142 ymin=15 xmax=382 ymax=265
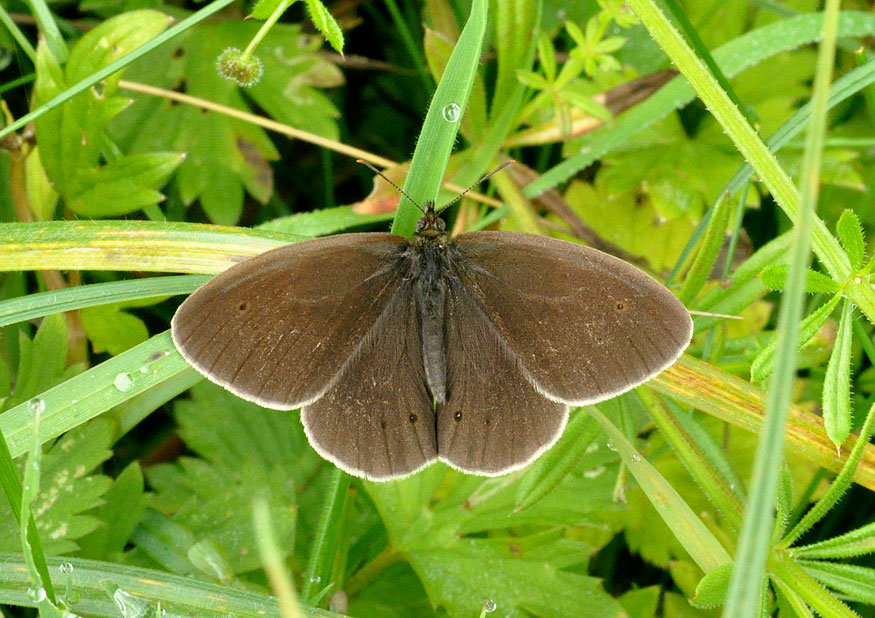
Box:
xmin=357 ymin=159 xmax=425 ymax=215
xmin=440 ymin=159 xmax=516 ymax=211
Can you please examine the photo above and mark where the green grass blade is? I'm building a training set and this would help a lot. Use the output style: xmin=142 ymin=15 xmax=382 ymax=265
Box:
xmin=722 ymin=0 xmax=841 ymax=614
xmin=0 ymin=275 xmax=208 ymax=328
xmin=0 ymin=554 xmax=344 ymax=617
xmin=300 ymin=468 xmax=349 ymax=605
xmin=0 ymin=331 xmax=187 ymax=459
xmin=585 ymin=405 xmax=731 ymax=572
xmin=0 ymin=221 xmax=288 ymax=274
xmin=391 ymin=0 xmax=488 ymax=236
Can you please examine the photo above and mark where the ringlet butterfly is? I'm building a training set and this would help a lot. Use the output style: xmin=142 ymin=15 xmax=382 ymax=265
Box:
xmin=171 ymin=165 xmax=692 ymax=481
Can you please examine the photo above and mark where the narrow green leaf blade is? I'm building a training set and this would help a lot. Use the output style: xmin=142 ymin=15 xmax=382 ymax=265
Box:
xmin=823 ymin=300 xmax=854 ymax=449
xmin=837 ymin=209 xmax=865 ymax=271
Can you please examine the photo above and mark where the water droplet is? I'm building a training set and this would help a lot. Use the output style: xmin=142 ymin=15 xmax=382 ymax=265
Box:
xmin=26 ymin=587 xmax=46 ymax=602
xmin=583 ymin=465 xmax=606 ymax=479
xmin=139 ymin=366 xmax=148 ymax=374
xmin=71 ymin=399 xmax=78 ymax=405
xmin=442 ymin=102 xmax=461 ymax=122
xmin=483 ymin=599 xmax=497 ymax=613
xmin=59 ymin=562 xmax=73 ymax=574
xmin=28 ymin=398 xmax=45 ymax=414
xmin=606 ymin=441 xmax=616 ymax=451
xmin=113 ymin=373 xmax=134 ymax=392
xmin=309 ymin=575 xmax=321 ymax=583
xmin=631 ymin=454 xmax=641 ymax=463
xmin=112 ymin=588 xmax=151 ymax=618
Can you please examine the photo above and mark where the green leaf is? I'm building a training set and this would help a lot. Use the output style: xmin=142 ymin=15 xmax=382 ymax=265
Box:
xmin=823 ymin=300 xmax=854 ymax=449
xmin=837 ymin=209 xmax=865 ymax=271
xmin=75 ymin=461 xmax=145 ymax=560
xmin=536 ymin=30 xmax=557 ymax=82
xmin=0 ymin=419 xmax=113 ymax=554
xmin=33 ymin=10 xmax=177 ymax=217
xmin=112 ymin=19 xmax=340 ymax=224
xmin=679 ymin=191 xmax=731 ymax=304
xmin=514 ymin=406 xmax=605 ymax=512
xmin=797 ymin=560 xmax=875 ymax=604
xmin=750 ymin=293 xmax=842 ymax=383
xmin=251 ymin=0 xmax=291 ymax=20
xmin=759 ymin=264 xmax=841 ymax=294
xmin=259 ymin=205 xmax=394 ymax=237
xmin=516 ymin=69 xmax=550 ymax=90
xmin=4 ymin=314 xmax=68 ymax=411
xmin=305 ymin=0 xmax=344 ymax=54
xmin=793 ymin=521 xmax=875 ymax=560
xmin=145 ymin=382 xmax=311 ymax=575
xmin=80 ymin=305 xmax=150 ymax=355
xmin=690 ymin=563 xmax=733 ymax=608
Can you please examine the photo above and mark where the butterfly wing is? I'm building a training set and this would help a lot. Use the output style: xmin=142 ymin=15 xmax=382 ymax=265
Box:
xmin=171 ymin=233 xmax=410 ymax=410
xmin=302 ymin=282 xmax=437 ymax=480
xmin=436 ymin=278 xmax=568 ymax=475
xmin=453 ymin=231 xmax=692 ymax=405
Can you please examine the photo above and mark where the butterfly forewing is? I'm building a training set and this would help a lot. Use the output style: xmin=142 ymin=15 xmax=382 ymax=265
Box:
xmin=436 ymin=279 xmax=569 ymax=475
xmin=302 ymin=283 xmax=437 ymax=480
xmin=171 ymin=233 xmax=408 ymax=410
xmin=453 ymin=231 xmax=692 ymax=405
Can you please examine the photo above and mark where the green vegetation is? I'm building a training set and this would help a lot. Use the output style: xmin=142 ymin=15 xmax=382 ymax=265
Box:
xmin=1 ymin=0 xmax=874 ymax=616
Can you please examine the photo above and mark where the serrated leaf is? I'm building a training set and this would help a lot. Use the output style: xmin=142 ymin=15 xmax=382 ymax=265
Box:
xmin=750 ymin=293 xmax=842 ymax=383
xmin=0 ymin=419 xmax=113 ymax=554
xmin=80 ymin=305 xmax=150 ymax=355
xmin=70 ymin=153 xmax=184 ymax=216
xmin=792 ymin=521 xmax=875 ymax=560
xmin=305 ymin=0 xmax=344 ymax=54
xmin=837 ymin=209 xmax=865 ymax=271
xmin=75 ymin=461 xmax=145 ymax=560
xmin=144 ymin=382 xmax=314 ymax=574
xmin=32 ymin=10 xmax=177 ymax=217
xmin=759 ymin=264 xmax=840 ymax=294
xmin=823 ymin=300 xmax=854 ymax=449
xmin=112 ymin=20 xmax=341 ymax=224
xmin=251 ymin=0 xmax=290 ymax=20
xmin=797 ymin=560 xmax=875 ymax=603
xmin=5 ymin=314 xmax=67 ymax=410
xmin=690 ymin=562 xmax=733 ymax=608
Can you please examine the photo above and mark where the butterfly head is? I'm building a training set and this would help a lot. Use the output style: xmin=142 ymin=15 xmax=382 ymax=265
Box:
xmin=415 ymin=201 xmax=447 ymax=239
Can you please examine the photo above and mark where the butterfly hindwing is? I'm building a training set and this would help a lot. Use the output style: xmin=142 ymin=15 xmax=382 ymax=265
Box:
xmin=302 ymin=283 xmax=437 ymax=480
xmin=436 ymin=279 xmax=568 ymax=476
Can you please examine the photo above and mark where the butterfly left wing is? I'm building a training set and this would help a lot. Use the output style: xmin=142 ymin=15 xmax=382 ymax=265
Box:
xmin=436 ymin=278 xmax=568 ymax=476
xmin=452 ymin=231 xmax=692 ymax=405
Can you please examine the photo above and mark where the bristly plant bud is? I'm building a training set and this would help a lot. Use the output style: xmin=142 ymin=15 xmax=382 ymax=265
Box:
xmin=215 ymin=47 xmax=264 ymax=87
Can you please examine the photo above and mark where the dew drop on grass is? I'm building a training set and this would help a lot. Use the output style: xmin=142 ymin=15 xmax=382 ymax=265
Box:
xmin=27 ymin=398 xmax=45 ymax=414
xmin=113 ymin=373 xmax=134 ymax=392
xmin=483 ymin=599 xmax=497 ymax=613
xmin=26 ymin=587 xmax=46 ymax=602
xmin=442 ymin=102 xmax=461 ymax=122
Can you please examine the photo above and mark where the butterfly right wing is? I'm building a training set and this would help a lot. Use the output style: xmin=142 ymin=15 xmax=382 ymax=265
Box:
xmin=171 ymin=233 xmax=410 ymax=410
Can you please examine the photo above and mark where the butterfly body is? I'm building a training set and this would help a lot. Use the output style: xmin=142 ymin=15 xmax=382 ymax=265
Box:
xmin=172 ymin=204 xmax=692 ymax=480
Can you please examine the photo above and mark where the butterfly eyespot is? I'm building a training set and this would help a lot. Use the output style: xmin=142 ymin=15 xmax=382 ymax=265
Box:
xmin=484 ymin=417 xmax=491 ymax=426
xmin=380 ymin=420 xmax=387 ymax=429
xmin=454 ymin=411 xmax=463 ymax=422
xmin=615 ymin=301 xmax=627 ymax=312
xmin=238 ymin=302 xmax=249 ymax=311
xmin=408 ymin=413 xmax=418 ymax=424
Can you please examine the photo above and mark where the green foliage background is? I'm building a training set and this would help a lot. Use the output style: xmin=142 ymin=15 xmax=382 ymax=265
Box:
xmin=0 ymin=0 xmax=874 ymax=617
